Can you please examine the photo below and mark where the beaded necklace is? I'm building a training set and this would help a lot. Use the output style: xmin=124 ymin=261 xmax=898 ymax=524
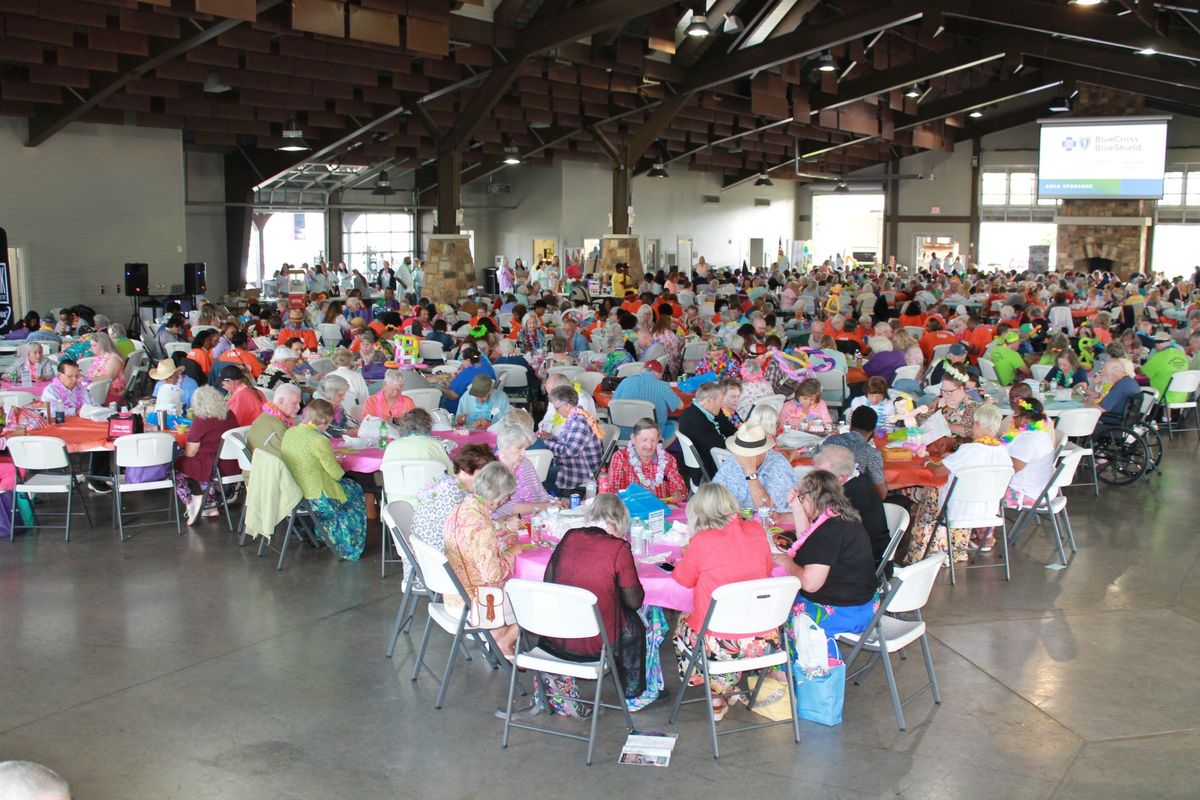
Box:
xmin=627 ymin=442 xmax=667 ymax=487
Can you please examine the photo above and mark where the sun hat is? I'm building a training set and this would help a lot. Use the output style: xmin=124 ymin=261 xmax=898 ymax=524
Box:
xmin=148 ymin=358 xmax=183 ymax=381
xmin=726 ymin=423 xmax=774 ymax=458
xmin=272 ymin=346 xmax=300 ymax=362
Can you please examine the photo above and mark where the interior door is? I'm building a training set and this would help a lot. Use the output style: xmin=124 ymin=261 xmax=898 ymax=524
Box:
xmin=749 ymin=238 xmax=764 ymax=270
xmin=676 ymin=237 xmax=693 ymax=277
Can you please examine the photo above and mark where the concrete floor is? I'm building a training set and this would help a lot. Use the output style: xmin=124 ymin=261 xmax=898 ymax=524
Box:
xmin=1 ymin=444 xmax=1198 ymax=800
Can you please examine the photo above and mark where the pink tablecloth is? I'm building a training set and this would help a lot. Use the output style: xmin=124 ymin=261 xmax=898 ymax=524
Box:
xmin=514 ymin=543 xmax=696 ymax=612
xmin=0 ymin=380 xmax=51 ymax=396
xmin=335 ymin=428 xmax=498 ymax=473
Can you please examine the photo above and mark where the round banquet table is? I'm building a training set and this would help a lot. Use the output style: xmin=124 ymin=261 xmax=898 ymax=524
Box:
xmin=0 ymin=379 xmax=52 ymax=395
xmin=791 ymin=451 xmax=948 ymax=490
xmin=846 ymin=367 xmax=868 ymax=385
xmin=26 ymin=417 xmax=187 ymax=452
xmin=1071 ymin=308 xmax=1099 ymax=321
xmin=334 ymin=428 xmax=497 ymax=473
xmin=593 ymin=384 xmax=692 ymax=412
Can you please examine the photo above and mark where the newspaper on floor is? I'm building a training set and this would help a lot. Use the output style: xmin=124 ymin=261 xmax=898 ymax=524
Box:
xmin=618 ymin=731 xmax=678 ymax=767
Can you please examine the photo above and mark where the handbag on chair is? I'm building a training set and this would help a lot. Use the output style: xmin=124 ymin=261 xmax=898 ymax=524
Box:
xmin=466 ymin=586 xmax=514 ymax=629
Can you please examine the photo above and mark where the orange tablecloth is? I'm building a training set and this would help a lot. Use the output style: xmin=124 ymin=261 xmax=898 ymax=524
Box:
xmin=594 ymin=385 xmax=693 ymax=414
xmin=792 ymin=453 xmax=948 ymax=490
xmin=27 ymin=417 xmax=185 ymax=452
xmin=846 ymin=367 xmax=868 ymax=385
xmin=1071 ymin=308 xmax=1099 ymax=320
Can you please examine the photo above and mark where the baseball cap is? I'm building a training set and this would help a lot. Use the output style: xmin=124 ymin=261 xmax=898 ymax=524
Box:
xmin=948 ymin=343 xmax=967 ymax=356
xmin=1003 ymin=331 xmax=1021 ymax=344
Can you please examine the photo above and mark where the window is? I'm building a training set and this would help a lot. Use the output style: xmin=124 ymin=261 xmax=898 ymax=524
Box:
xmin=1161 ymin=171 xmax=1184 ymax=206
xmin=1007 ymin=172 xmax=1036 ymax=206
xmin=981 ymin=172 xmax=1008 ymax=206
xmin=245 ymin=211 xmax=326 ymax=287
xmin=980 ymin=169 xmax=1060 ymax=208
xmin=342 ymin=213 xmax=414 ymax=276
xmin=1186 ymin=171 xmax=1200 ymax=206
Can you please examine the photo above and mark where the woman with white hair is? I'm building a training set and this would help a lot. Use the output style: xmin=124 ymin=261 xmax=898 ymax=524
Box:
xmin=443 ymin=461 xmax=521 ymax=654
xmin=493 ymin=421 xmax=557 ymax=516
xmin=863 ymin=334 xmax=907 ymax=385
xmin=362 ymin=368 xmax=415 ymax=421
xmin=672 ymin=483 xmax=776 ymax=721
xmin=381 ymin=408 xmax=453 ymax=470
xmin=107 ymin=322 xmax=136 ymax=358
xmin=329 ymin=346 xmax=369 ymax=415
xmin=733 ymin=359 xmax=774 ymax=422
xmin=85 ymin=331 xmax=126 ymax=403
xmin=313 ymin=374 xmax=358 ymax=437
xmin=10 ymin=342 xmax=55 ymax=383
xmin=279 ymin=399 xmax=368 ymax=560
xmin=175 ymin=385 xmax=240 ymax=525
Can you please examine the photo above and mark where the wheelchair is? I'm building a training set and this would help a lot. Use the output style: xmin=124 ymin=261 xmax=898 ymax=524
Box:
xmin=1091 ymin=390 xmax=1162 ymax=486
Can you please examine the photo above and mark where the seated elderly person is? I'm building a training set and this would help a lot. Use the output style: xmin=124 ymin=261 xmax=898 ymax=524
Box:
xmin=41 ymin=359 xmax=88 ymax=415
xmin=733 ymin=359 xmax=775 ymax=422
xmin=456 ymin=374 xmax=513 ymax=429
xmin=610 ymin=358 xmax=682 ymax=442
xmin=174 ymin=386 xmax=240 ymax=526
xmin=279 ymin=399 xmax=367 ymax=561
xmin=772 ymin=470 xmax=877 ymax=652
xmin=1088 ymin=358 xmax=1141 ymax=422
xmin=248 ymin=382 xmax=301 ymax=457
xmin=712 ymin=423 xmax=798 ymax=514
xmin=531 ymin=494 xmax=646 ymax=717
xmin=408 ymin=444 xmax=497 ymax=589
xmin=11 ymin=342 xmax=55 ymax=383
xmin=492 ymin=338 xmax=541 ymax=398
xmin=677 ymin=381 xmax=737 ymax=483
xmin=812 ymin=445 xmax=889 ymax=568
xmin=864 ymin=335 xmax=907 ymax=385
xmin=329 ymin=346 xmax=370 ymax=414
xmin=492 ymin=420 xmax=558 ymax=517
xmin=672 ymin=483 xmax=776 ymax=720
xmin=609 ymin=418 xmax=687 ymax=503
xmin=537 ymin=372 xmax=597 ymax=436
xmin=362 ymin=368 xmax=416 ymax=422
xmin=443 ymin=461 xmax=521 ymax=655
xmin=313 ymin=374 xmax=359 ymax=437
xmin=823 ymin=406 xmax=888 ymax=499
xmin=382 ymin=408 xmax=453 ymax=471
xmin=538 ymin=384 xmax=603 ymax=497
xmin=256 ymin=346 xmax=301 ymax=390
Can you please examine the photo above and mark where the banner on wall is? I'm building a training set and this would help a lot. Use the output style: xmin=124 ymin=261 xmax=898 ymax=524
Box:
xmin=0 ymin=227 xmax=12 ymax=332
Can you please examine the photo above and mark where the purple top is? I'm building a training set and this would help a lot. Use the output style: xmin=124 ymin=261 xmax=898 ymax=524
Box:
xmin=864 ymin=350 xmax=908 ymax=384
xmin=495 ymin=458 xmax=553 ymax=516
xmin=41 ymin=378 xmax=88 ymax=414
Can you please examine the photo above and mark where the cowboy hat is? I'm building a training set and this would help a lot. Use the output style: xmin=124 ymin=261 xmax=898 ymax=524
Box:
xmin=148 ymin=358 xmax=183 ymax=381
xmin=726 ymin=423 xmax=774 ymax=458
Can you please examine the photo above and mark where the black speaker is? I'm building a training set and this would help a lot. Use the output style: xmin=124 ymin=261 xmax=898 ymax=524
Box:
xmin=124 ymin=263 xmax=149 ymax=295
xmin=184 ymin=262 xmax=206 ymax=295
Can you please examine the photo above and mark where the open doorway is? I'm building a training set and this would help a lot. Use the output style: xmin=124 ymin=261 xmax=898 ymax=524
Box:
xmin=531 ymin=238 xmax=556 ymax=263
xmin=676 ymin=237 xmax=693 ymax=276
xmin=912 ymin=235 xmax=960 ymax=272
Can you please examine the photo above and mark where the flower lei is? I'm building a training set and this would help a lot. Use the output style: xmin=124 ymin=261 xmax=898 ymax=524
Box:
xmin=974 ymin=435 xmax=1003 ymax=446
xmin=1000 ymin=419 xmax=1048 ymax=443
xmin=627 ymin=442 xmax=667 ymax=487
xmin=262 ymin=401 xmax=291 ymax=422
xmin=571 ymin=407 xmax=605 ymax=440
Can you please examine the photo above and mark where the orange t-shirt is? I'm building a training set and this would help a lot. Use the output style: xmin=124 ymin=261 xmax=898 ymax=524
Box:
xmin=966 ymin=325 xmax=994 ymax=362
xmin=919 ymin=330 xmax=958 ymax=363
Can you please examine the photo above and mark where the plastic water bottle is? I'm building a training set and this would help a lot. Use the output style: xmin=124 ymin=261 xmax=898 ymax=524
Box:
xmin=757 ymin=505 xmax=773 ymax=530
xmin=584 ymin=479 xmax=597 ymax=501
xmin=631 ymin=520 xmax=646 ymax=557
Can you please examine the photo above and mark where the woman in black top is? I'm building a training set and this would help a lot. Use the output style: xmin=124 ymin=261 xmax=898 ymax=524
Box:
xmin=774 ymin=470 xmax=879 ymax=648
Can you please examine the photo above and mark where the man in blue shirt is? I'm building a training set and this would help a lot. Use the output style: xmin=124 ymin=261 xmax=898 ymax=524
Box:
xmin=713 ymin=423 xmax=797 ymax=512
xmin=610 ymin=360 xmax=682 ymax=442
xmin=1092 ymin=359 xmax=1142 ymax=423
xmin=560 ymin=316 xmax=589 ymax=356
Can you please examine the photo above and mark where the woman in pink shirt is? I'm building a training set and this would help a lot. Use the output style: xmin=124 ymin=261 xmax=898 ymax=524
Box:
xmin=672 ymin=483 xmax=776 ymax=720
xmin=361 ymin=369 xmax=415 ymax=421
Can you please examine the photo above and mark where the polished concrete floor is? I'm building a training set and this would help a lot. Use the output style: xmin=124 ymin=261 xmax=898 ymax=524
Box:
xmin=1 ymin=444 xmax=1198 ymax=800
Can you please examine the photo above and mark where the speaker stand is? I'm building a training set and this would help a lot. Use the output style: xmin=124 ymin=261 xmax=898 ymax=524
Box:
xmin=128 ymin=295 xmax=143 ymax=341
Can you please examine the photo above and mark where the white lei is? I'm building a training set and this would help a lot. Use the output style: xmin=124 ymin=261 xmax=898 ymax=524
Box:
xmin=627 ymin=442 xmax=667 ymax=488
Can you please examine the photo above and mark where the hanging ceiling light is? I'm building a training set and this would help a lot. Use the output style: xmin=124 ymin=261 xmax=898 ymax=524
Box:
xmin=904 ymin=84 xmax=922 ymax=99
xmin=502 ymin=142 xmax=521 ymax=165
xmin=686 ymin=14 xmax=710 ymax=37
xmin=969 ymin=109 xmax=984 ymax=118
xmin=277 ymin=116 xmax=309 ymax=152
xmin=1069 ymin=0 xmax=1104 ymax=6
xmin=371 ymin=170 xmax=396 ymax=196
xmin=1049 ymin=95 xmax=1073 ymax=112
xmin=833 ymin=182 xmax=850 ymax=193
xmin=816 ymin=51 xmax=837 ymax=72
xmin=647 ymin=161 xmax=670 ymax=178
xmin=754 ymin=166 xmax=773 ymax=187
xmin=202 ymin=69 xmax=231 ymax=94
xmin=1137 ymin=46 xmax=1157 ymax=55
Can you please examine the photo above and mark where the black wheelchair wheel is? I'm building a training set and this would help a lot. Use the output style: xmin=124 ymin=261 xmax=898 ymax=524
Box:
xmin=1094 ymin=426 xmax=1151 ymax=485
xmin=1134 ymin=422 xmax=1164 ymax=474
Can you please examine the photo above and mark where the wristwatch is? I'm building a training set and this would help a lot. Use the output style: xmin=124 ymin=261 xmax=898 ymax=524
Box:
xmin=746 ymin=472 xmax=759 ymax=481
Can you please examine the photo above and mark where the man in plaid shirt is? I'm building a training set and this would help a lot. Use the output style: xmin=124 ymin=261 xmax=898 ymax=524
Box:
xmin=538 ymin=384 xmax=603 ymax=496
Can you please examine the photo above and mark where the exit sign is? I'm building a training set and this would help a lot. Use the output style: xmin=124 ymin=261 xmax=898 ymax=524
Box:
xmin=930 ymin=206 xmax=941 ymax=214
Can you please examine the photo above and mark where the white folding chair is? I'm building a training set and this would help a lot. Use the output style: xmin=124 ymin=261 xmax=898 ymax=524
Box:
xmin=576 ymin=372 xmax=604 ymax=397
xmin=1030 ymin=363 xmax=1053 ymax=382
xmin=76 ymin=357 xmax=95 ymax=376
xmin=409 ymin=538 xmax=516 ymax=709
xmin=0 ymin=390 xmax=36 ymax=413
xmin=682 ymin=340 xmax=709 ymax=373
xmin=497 ymin=313 xmax=513 ymax=332
xmin=1054 ymin=407 xmax=1102 ymax=496
xmin=164 ymin=342 xmax=190 ymax=358
xmin=878 ymin=502 xmax=911 ymax=581
xmin=317 ymin=323 xmax=342 ymax=347
xmin=892 ymin=364 xmax=920 ymax=383
xmin=402 ymin=387 xmax=442 ymax=412
xmin=674 ymin=430 xmax=709 ymax=489
xmin=936 ymin=464 xmax=1015 ymax=584
xmin=978 ymin=357 xmax=1000 ymax=385
xmin=111 ymin=432 xmax=181 ymax=541
xmin=418 ymin=340 xmax=446 ymax=363
xmin=930 ymin=344 xmax=953 ymax=365
xmin=608 ymin=398 xmax=656 ymax=442
xmin=309 ymin=358 xmax=335 ymax=377
xmin=86 ymin=378 xmax=111 ymax=406
xmin=614 ymin=362 xmax=644 ymax=378
xmin=130 ymin=338 xmax=147 ymax=353
xmin=549 ymin=366 xmax=585 ymax=383
xmin=382 ymin=499 xmax=430 ymax=653
xmin=903 ymin=326 xmax=924 ymax=338
xmin=525 ymin=449 xmax=552 ymax=482
xmin=815 ymin=368 xmax=847 ymax=410
xmin=668 ymin=576 xmax=802 ymax=759
xmin=213 ymin=427 xmax=250 ymax=532
xmin=836 ymin=554 xmax=944 ymax=732
xmin=493 ymin=364 xmax=530 ymax=406
xmin=1159 ymin=369 xmax=1200 ymax=440
xmin=7 ymin=436 xmax=92 ymax=542
xmin=380 ymin=459 xmax=447 ymax=576
xmin=431 ymin=360 xmax=462 ymax=375
xmin=712 ymin=447 xmax=733 ymax=469
xmin=752 ymin=393 xmax=787 ymax=416
xmin=501 ymin=580 xmax=636 ymax=765
xmin=1007 ymin=449 xmax=1087 ymax=567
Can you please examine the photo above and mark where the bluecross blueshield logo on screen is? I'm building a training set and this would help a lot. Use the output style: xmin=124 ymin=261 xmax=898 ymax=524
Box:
xmin=1061 ymin=136 xmax=1092 ymax=152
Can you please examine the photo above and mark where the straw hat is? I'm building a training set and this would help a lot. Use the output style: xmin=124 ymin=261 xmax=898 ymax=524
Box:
xmin=148 ymin=358 xmax=182 ymax=381
xmin=726 ymin=423 xmax=774 ymax=458
xmin=271 ymin=346 xmax=300 ymax=362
